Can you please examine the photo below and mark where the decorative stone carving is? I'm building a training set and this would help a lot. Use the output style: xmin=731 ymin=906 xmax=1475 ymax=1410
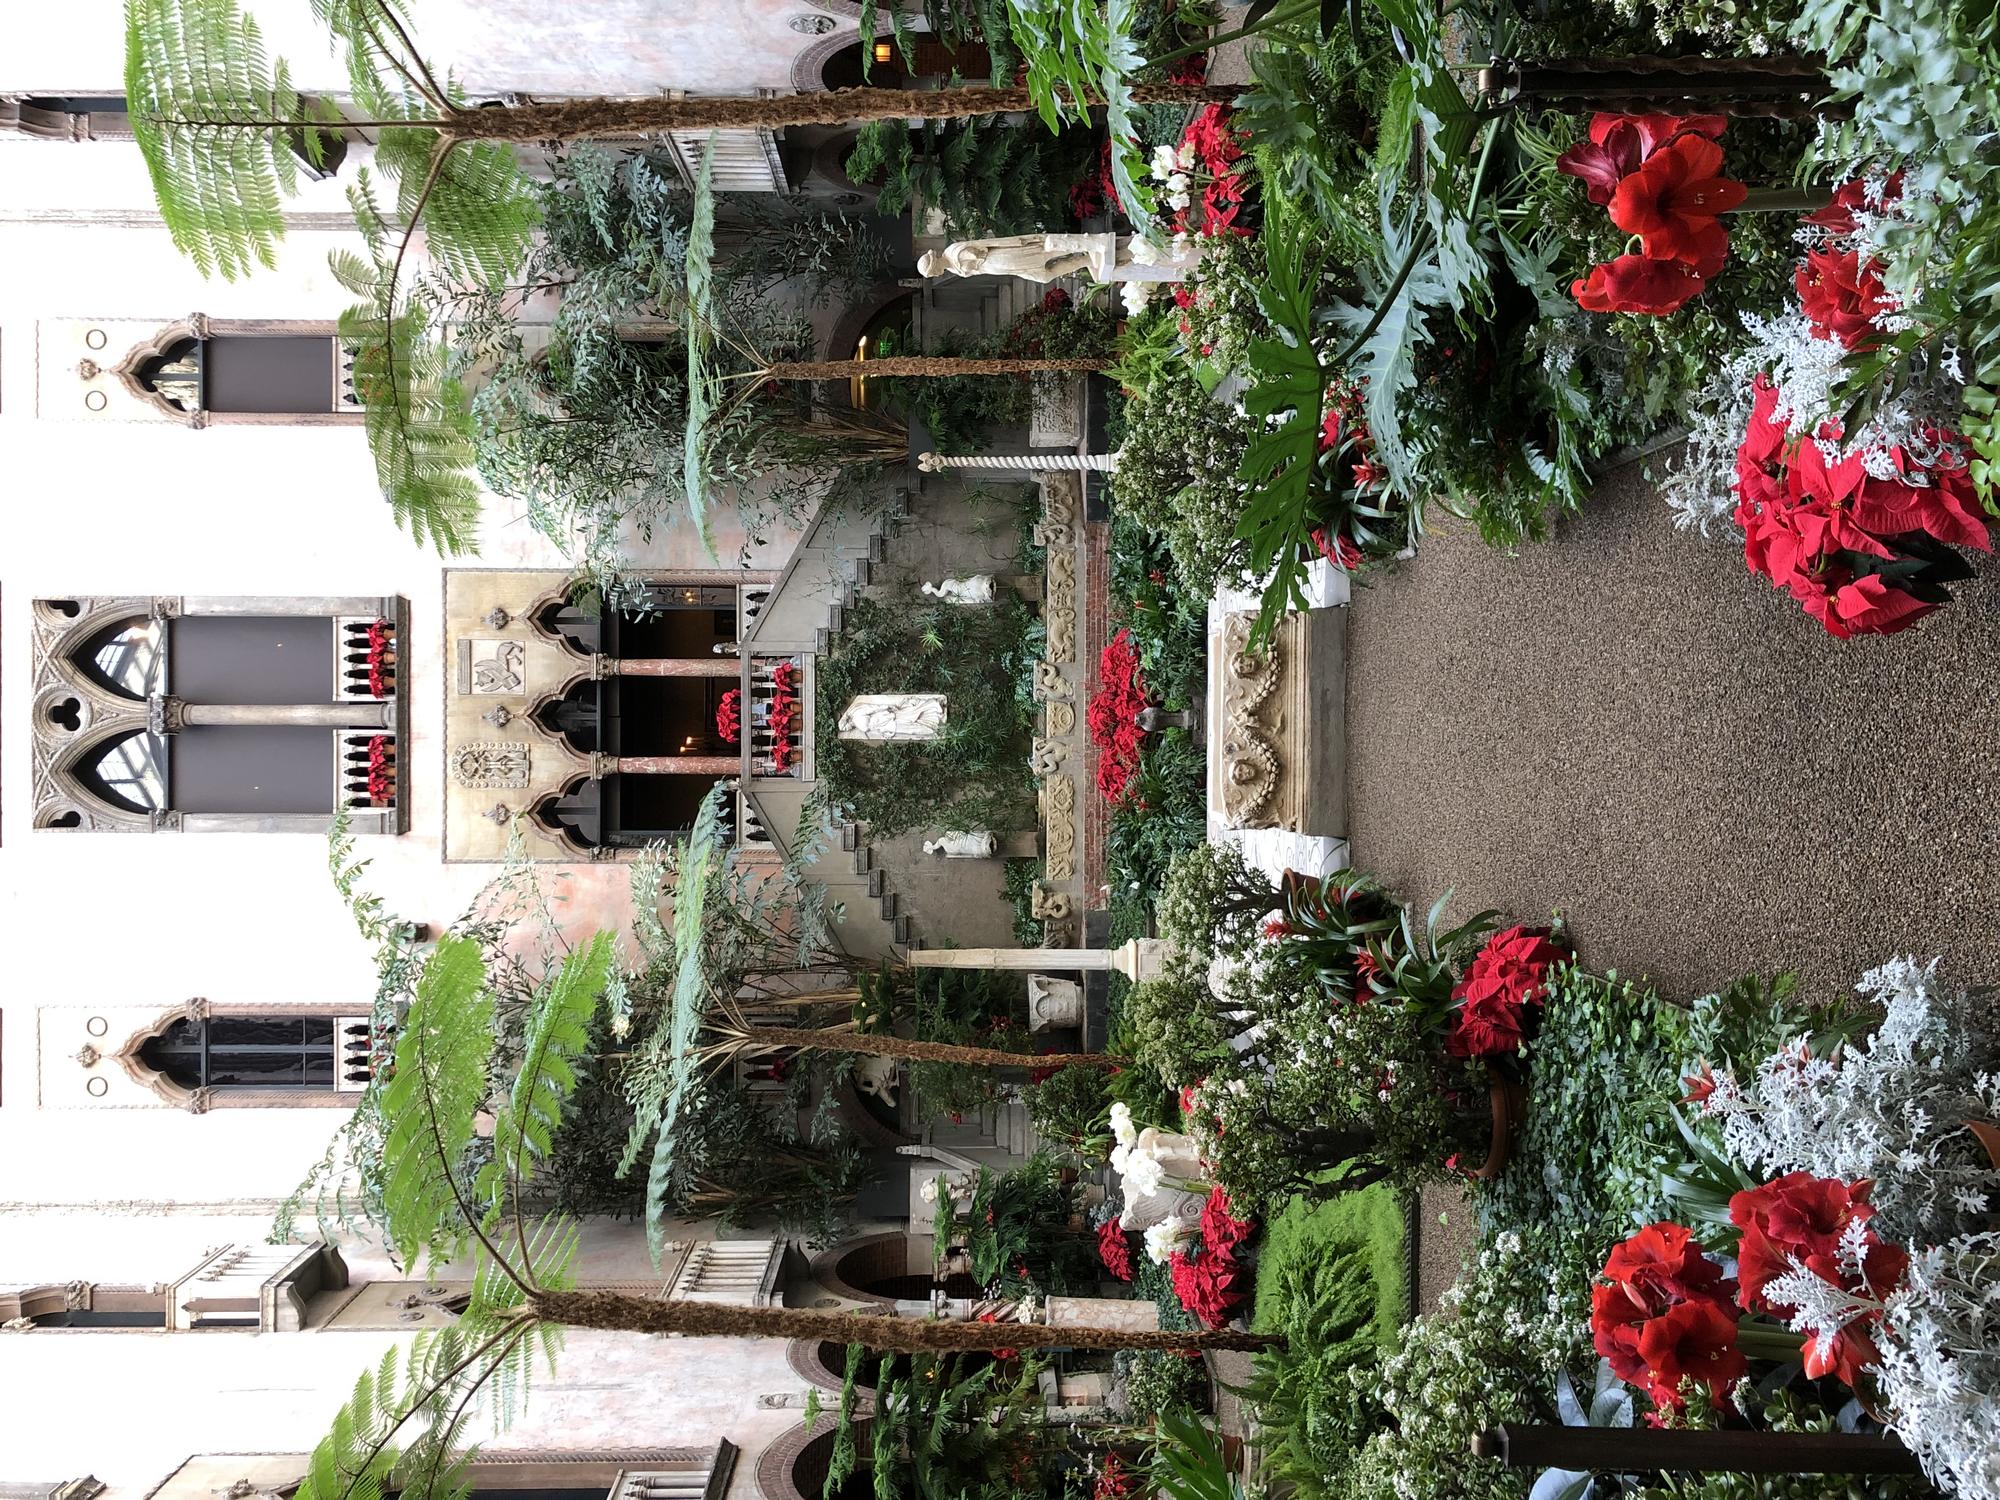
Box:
xmin=1027 ymin=975 xmax=1083 ymax=1030
xmin=837 ymin=693 xmax=947 ymax=742
xmin=1040 ymin=775 xmax=1077 ymax=883
xmin=1029 ymin=737 xmax=1066 ymax=777
xmin=182 ymin=1087 xmax=215 ymax=1115
xmin=63 ymin=1280 xmax=92 ymax=1311
xmin=482 ymin=705 xmax=514 ymax=729
xmin=921 ymin=831 xmax=997 ymax=858
xmin=917 ymin=233 xmax=1202 ymax=287
xmin=1038 ymin=475 xmax=1080 ymax=663
xmin=457 ymin=638 xmax=526 ymax=695
xmin=920 ymin=575 xmax=997 ymax=605
xmin=1211 ymin=609 xmax=1347 ymax=835
xmin=451 ymin=741 xmax=531 ymax=789
xmin=484 ymin=803 xmax=513 ymax=825
xmin=73 ymin=1044 xmax=100 ymax=1068
xmin=1029 ymin=884 xmax=1073 ymax=922
xmin=789 ymin=11 xmax=838 ymax=31
xmin=1033 ymin=660 xmax=1071 ymax=700
xmin=482 ymin=606 xmax=512 ymax=629
xmin=1043 ymin=700 xmax=1077 ymax=737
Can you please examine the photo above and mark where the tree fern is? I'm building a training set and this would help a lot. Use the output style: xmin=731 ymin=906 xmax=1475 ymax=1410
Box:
xmin=477 ymin=932 xmax=613 ymax=1221
xmin=381 ymin=934 xmax=495 ymax=1268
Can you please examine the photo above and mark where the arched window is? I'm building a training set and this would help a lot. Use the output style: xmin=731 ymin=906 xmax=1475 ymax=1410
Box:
xmin=137 ymin=1014 xmax=354 ymax=1090
xmin=80 ymin=730 xmax=168 ymax=815
xmin=78 ymin=617 xmax=166 ymax=699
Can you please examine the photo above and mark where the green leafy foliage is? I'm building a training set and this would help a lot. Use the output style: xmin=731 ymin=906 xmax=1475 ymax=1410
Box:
xmin=812 ymin=590 xmax=1041 ymax=839
xmin=846 ymin=117 xmax=1092 ymax=236
xmin=381 ymin=935 xmax=495 ymax=1268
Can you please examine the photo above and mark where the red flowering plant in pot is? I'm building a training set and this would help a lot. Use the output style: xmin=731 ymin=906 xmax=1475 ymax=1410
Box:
xmin=1305 ymin=376 xmax=1413 ymax=573
xmin=1087 ymin=628 xmax=1150 ymax=807
xmin=1590 ymin=1221 xmax=1750 ymax=1412
xmin=1726 ymin=174 xmax=1990 ymax=638
xmin=1558 ymin=114 xmax=1747 ymax=317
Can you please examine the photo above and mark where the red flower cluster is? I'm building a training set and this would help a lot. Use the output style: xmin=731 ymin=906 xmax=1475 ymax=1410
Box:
xmin=1097 ymin=1217 xmax=1135 ymax=1282
xmin=1168 ymin=1246 xmax=1251 ymax=1329
xmin=1797 ymin=248 xmax=1892 ymax=351
xmin=1559 ymin=115 xmax=1745 ymax=316
xmin=1087 ymin=628 xmax=1148 ymax=806
xmin=1591 ymin=1222 xmax=1747 ymax=1410
xmin=766 ymin=662 xmax=799 ymax=772
xmin=365 ymin=618 xmax=394 ymax=699
xmin=715 ymin=688 xmax=742 ymax=745
xmin=1073 ymin=139 xmax=1119 ymax=221
xmin=1165 ymin=1190 xmax=1258 ymax=1329
xmin=1729 ymin=1174 xmax=1908 ymax=1386
xmin=1093 ymin=1453 xmax=1141 ymax=1500
xmin=974 ymin=1310 xmax=1017 ymax=1361
xmin=1173 ymin=105 xmax=1254 ymax=239
xmin=1446 ymin=924 xmax=1568 ymax=1058
xmin=1307 ymin=379 xmax=1383 ymax=570
xmin=365 ymin=734 xmax=395 ymax=807
xmin=1734 ymin=376 xmax=1989 ymax=639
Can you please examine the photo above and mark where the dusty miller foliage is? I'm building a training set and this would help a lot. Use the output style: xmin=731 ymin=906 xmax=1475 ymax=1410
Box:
xmin=450 ymin=146 xmax=892 ymax=610
xmin=1701 ymin=956 xmax=2000 ymax=1246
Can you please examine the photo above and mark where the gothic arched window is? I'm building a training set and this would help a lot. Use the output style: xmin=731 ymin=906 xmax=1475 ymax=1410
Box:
xmin=136 ymin=1014 xmax=352 ymax=1090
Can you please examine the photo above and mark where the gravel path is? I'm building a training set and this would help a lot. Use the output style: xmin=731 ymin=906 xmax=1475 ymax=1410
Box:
xmin=1345 ymin=462 xmax=2000 ymax=1004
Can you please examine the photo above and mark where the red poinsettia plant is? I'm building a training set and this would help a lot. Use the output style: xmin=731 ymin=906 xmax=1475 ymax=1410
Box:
xmin=716 ymin=688 xmax=742 ymax=745
xmin=1151 ymin=104 xmax=1257 ymax=239
xmin=365 ymin=618 xmax=395 ymax=699
xmin=765 ymin=662 xmax=800 ymax=772
xmin=1087 ymin=628 xmax=1149 ymax=806
xmin=1165 ymin=1188 xmax=1259 ymax=1330
xmin=1730 ymin=175 xmax=1988 ymax=638
xmin=1591 ymin=1221 xmax=1747 ymax=1411
xmin=1559 ymin=114 xmax=1746 ymax=317
xmin=1734 ymin=378 xmax=1987 ymax=639
xmin=1097 ymin=1217 xmax=1135 ymax=1281
xmin=1730 ymin=1172 xmax=1908 ymax=1386
xmin=1446 ymin=924 xmax=1570 ymax=1058
xmin=365 ymin=734 xmax=395 ymax=807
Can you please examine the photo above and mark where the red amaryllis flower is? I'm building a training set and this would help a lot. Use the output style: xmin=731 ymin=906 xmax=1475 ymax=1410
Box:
xmin=1097 ymin=1217 xmax=1135 ymax=1281
xmin=1796 ymin=247 xmax=1893 ymax=350
xmin=1604 ymin=1221 xmax=1737 ymax=1311
xmin=1558 ymin=113 xmax=1726 ymax=205
xmin=1168 ymin=1249 xmax=1249 ymax=1329
xmin=1730 ymin=1174 xmax=1908 ymax=1315
xmin=1573 ymin=253 xmax=1708 ymax=316
xmin=1608 ymin=134 xmax=1745 ymax=270
xmin=1634 ymin=1297 xmax=1748 ymax=1407
xmin=1199 ymin=1187 xmax=1257 ymax=1256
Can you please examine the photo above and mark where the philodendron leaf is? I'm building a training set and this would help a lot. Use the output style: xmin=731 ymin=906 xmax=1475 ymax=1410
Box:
xmin=1555 ymin=1368 xmax=1586 ymax=1428
xmin=1529 ymin=1469 xmax=1594 ymax=1500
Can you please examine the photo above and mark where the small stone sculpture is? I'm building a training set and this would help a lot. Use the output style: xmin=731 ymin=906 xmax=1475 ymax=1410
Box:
xmin=922 ymin=830 xmax=997 ymax=858
xmin=920 ymin=575 xmax=997 ymax=605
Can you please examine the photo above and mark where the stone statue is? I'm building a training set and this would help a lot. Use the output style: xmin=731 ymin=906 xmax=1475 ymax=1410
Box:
xmin=837 ymin=693 xmax=947 ymax=742
xmin=917 ymin=233 xmax=1203 ymax=287
xmin=854 ymin=1055 xmax=900 ymax=1108
xmin=920 ymin=575 xmax=997 ymax=605
xmin=922 ymin=830 xmax=997 ymax=858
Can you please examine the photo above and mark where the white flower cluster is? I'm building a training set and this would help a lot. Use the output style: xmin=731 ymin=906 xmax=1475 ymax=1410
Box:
xmin=1701 ymin=956 xmax=2000 ymax=1245
xmin=1150 ymin=141 xmax=1197 ymax=212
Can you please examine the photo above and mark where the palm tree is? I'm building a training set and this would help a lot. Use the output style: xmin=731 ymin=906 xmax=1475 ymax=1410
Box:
xmin=125 ymin=0 xmax=1225 ymax=553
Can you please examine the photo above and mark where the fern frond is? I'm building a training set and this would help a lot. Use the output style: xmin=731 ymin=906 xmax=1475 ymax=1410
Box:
xmin=680 ymin=136 xmax=720 ymax=557
xmin=380 ymin=935 xmax=494 ymax=1268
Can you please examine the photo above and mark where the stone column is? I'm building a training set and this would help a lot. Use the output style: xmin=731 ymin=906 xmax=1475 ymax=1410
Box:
xmin=918 ymin=451 xmax=1120 ymax=474
xmin=907 ymin=938 xmax=1170 ymax=982
xmin=154 ymin=698 xmax=392 ymax=731
xmin=612 ymin=658 xmax=740 ymax=677
xmin=595 ymin=755 xmax=737 ymax=777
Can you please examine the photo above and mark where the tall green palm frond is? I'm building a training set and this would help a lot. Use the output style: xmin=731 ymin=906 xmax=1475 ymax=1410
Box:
xmin=641 ymin=781 xmax=732 ymax=1257
xmin=681 ymin=136 xmax=721 ymax=556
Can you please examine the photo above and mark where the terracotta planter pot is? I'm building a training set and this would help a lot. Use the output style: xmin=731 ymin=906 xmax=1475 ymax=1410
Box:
xmin=1468 ymin=1064 xmax=1529 ymax=1181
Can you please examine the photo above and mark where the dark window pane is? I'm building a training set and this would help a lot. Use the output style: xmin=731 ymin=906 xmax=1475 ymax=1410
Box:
xmin=207 ymin=1049 xmax=307 ymax=1086
xmin=209 ymin=1017 xmax=308 ymax=1047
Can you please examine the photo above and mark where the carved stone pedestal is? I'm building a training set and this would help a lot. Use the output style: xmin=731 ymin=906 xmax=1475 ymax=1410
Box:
xmin=1209 ymin=608 xmax=1346 ymax=836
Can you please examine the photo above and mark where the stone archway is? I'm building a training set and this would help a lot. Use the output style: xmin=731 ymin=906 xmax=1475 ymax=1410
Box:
xmin=753 ymin=1419 xmax=873 ymax=1500
xmin=807 ymin=1230 xmax=986 ymax=1306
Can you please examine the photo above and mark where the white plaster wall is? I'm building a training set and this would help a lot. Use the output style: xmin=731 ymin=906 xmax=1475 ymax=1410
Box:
xmin=2 ymin=0 xmax=852 ymax=99
xmin=0 ymin=1319 xmax=804 ymax=1496
xmin=0 ymin=133 xmax=807 ymax=1210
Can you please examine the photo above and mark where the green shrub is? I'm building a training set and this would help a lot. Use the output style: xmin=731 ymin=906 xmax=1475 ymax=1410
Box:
xmin=1121 ymin=973 xmax=1229 ymax=1091
xmin=1026 ymin=1064 xmax=1111 ymax=1155
xmin=845 ymin=117 xmax=1092 ymax=236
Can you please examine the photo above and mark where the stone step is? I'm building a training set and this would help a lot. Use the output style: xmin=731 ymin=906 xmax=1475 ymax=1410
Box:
xmin=852 ymin=845 xmax=872 ymax=875
xmin=868 ymin=531 xmax=888 ymax=562
xmin=892 ymin=913 xmax=913 ymax=945
xmin=816 ymin=627 xmax=831 ymax=654
xmin=840 ymin=822 xmax=859 ymax=852
xmin=866 ymin=869 xmax=885 ymax=899
xmin=879 ymin=891 xmax=900 ymax=921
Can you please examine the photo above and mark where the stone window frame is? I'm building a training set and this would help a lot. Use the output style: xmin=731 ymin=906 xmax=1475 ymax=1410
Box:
xmin=116 ymin=999 xmax=369 ymax=1113
xmin=113 ymin=315 xmax=365 ymax=429
xmin=29 ymin=593 xmax=410 ymax=834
